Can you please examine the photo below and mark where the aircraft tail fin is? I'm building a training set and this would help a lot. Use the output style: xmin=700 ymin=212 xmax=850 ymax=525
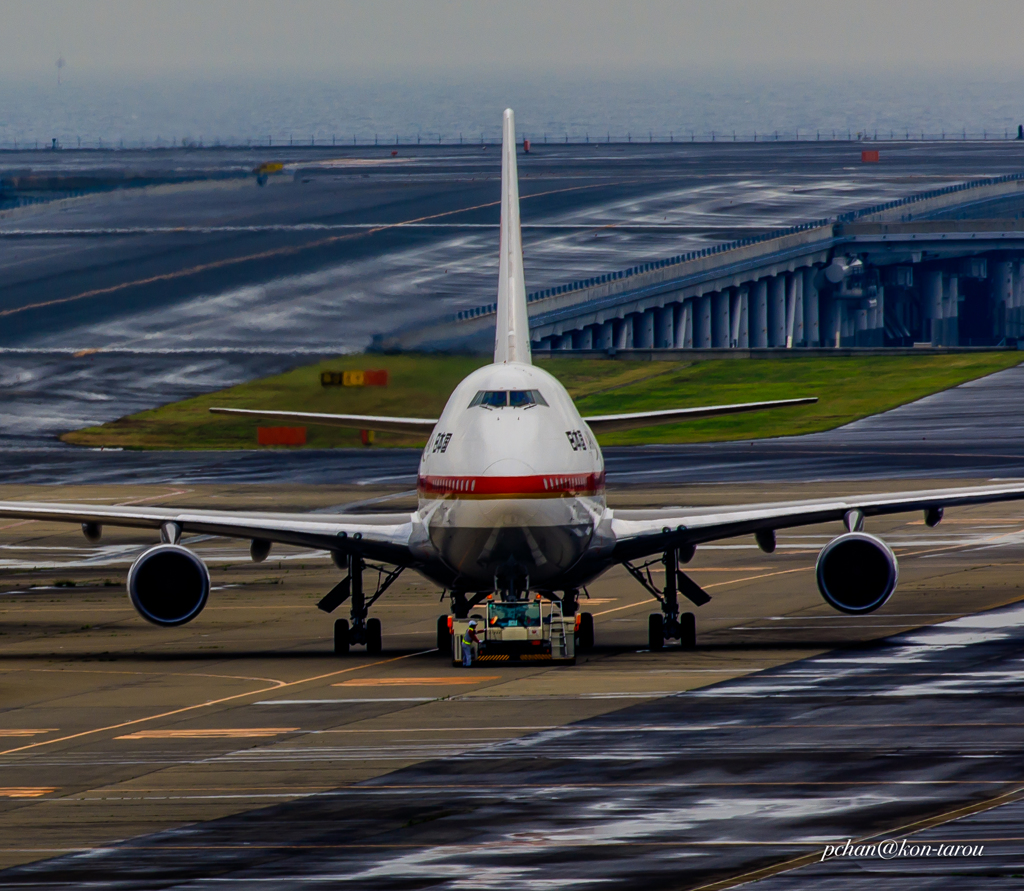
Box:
xmin=493 ymin=108 xmax=532 ymax=365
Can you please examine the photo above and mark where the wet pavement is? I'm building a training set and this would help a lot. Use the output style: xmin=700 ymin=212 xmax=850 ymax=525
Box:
xmin=3 ymin=141 xmax=1024 ymax=446
xmin=2 ymin=143 xmax=1024 ymax=889
xmin=4 ymin=594 xmax=1024 ymax=889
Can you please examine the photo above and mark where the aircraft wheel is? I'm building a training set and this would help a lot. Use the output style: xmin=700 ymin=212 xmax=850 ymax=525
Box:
xmin=648 ymin=613 xmax=664 ymax=651
xmin=680 ymin=612 xmax=696 ymax=649
xmin=366 ymin=618 xmax=382 ymax=655
xmin=436 ymin=615 xmax=451 ymax=653
xmin=577 ymin=612 xmax=595 ymax=651
xmin=334 ymin=618 xmax=350 ymax=656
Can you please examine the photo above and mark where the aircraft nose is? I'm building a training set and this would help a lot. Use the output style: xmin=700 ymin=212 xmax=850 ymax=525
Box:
xmin=483 ymin=458 xmax=537 ymax=476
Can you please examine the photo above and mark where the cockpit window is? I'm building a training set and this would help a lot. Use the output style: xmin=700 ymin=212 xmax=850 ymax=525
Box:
xmin=470 ymin=390 xmax=507 ymax=408
xmin=510 ymin=389 xmax=548 ymax=407
xmin=469 ymin=390 xmax=548 ymax=409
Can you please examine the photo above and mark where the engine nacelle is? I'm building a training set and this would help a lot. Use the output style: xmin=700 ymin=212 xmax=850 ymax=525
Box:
xmin=816 ymin=532 xmax=898 ymax=614
xmin=127 ymin=544 xmax=211 ymax=627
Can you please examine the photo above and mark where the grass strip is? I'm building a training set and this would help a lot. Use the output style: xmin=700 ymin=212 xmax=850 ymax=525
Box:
xmin=61 ymin=352 xmax=1022 ymax=450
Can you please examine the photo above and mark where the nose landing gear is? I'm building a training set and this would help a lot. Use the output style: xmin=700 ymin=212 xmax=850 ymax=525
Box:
xmin=494 ymin=557 xmax=530 ymax=603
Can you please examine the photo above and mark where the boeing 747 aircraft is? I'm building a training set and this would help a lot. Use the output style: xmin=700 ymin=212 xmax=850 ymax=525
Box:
xmin=3 ymin=109 xmax=1024 ymax=656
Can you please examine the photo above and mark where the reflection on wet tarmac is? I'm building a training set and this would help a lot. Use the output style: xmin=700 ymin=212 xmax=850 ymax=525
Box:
xmin=8 ymin=599 xmax=1024 ymax=889
xmin=3 ymin=142 xmax=1021 ymax=450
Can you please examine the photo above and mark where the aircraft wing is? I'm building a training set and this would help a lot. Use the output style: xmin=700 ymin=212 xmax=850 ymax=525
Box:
xmin=609 ymin=482 xmax=1024 ymax=561
xmin=0 ymin=501 xmax=417 ymax=564
xmin=210 ymin=398 xmax=815 ymax=437
xmin=209 ymin=407 xmax=437 ymax=437
xmin=582 ymin=397 xmax=817 ymax=434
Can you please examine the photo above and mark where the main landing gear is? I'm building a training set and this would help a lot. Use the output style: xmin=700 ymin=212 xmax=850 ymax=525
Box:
xmin=317 ymin=553 xmax=404 ymax=656
xmin=624 ymin=546 xmax=709 ymax=650
xmin=436 ymin=590 xmax=479 ymax=656
xmin=561 ymin=587 xmax=594 ymax=652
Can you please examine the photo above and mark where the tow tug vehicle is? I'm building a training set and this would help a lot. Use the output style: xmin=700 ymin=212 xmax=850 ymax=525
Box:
xmin=449 ymin=595 xmax=591 ymax=664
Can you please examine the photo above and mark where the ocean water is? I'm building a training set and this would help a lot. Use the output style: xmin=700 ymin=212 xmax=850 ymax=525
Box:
xmin=2 ymin=68 xmax=1024 ymax=147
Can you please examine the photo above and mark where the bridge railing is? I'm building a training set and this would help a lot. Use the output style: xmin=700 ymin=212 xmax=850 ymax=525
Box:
xmin=1 ymin=129 xmax=1024 ymax=151
xmin=449 ymin=173 xmax=1024 ymax=325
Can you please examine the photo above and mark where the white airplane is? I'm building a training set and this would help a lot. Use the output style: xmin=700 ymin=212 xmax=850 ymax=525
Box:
xmin=3 ymin=108 xmax=1024 ymax=657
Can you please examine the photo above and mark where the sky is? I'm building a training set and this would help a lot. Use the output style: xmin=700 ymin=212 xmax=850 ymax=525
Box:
xmin=3 ymin=0 xmax=1024 ymax=79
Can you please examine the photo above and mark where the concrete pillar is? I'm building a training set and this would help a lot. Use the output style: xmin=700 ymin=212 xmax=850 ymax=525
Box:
xmin=576 ymin=327 xmax=594 ymax=350
xmin=752 ymin=279 xmax=769 ymax=348
xmin=596 ymin=320 xmax=615 ymax=350
xmin=793 ymin=273 xmax=804 ymax=346
xmin=555 ymin=332 xmax=573 ymax=350
xmin=672 ymin=302 xmax=686 ymax=348
xmin=678 ymin=301 xmax=694 ymax=348
xmin=636 ymin=309 xmax=655 ymax=349
xmin=730 ymin=289 xmax=743 ymax=347
xmin=875 ymin=287 xmax=885 ymax=346
xmin=924 ymin=269 xmax=943 ymax=346
xmin=697 ymin=294 xmax=713 ymax=348
xmin=803 ymin=268 xmax=820 ymax=346
xmin=865 ymin=298 xmax=877 ymax=341
xmin=855 ymin=308 xmax=868 ymax=345
xmin=831 ymin=301 xmax=843 ymax=347
xmin=991 ymin=261 xmax=1012 ymax=339
xmin=712 ymin=290 xmax=731 ymax=348
xmin=1008 ymin=264 xmax=1018 ymax=338
xmin=943 ymin=274 xmax=959 ymax=346
xmin=1013 ymin=262 xmax=1023 ymax=338
xmin=769 ymin=275 xmax=786 ymax=347
xmin=655 ymin=305 xmax=675 ymax=348
xmin=737 ymin=288 xmax=750 ymax=347
xmin=537 ymin=336 xmax=553 ymax=351
xmin=785 ymin=273 xmax=797 ymax=348
xmin=615 ymin=316 xmax=633 ymax=349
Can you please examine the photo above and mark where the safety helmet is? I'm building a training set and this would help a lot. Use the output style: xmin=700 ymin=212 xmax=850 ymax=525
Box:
xmin=468 ymin=619 xmax=479 ymax=627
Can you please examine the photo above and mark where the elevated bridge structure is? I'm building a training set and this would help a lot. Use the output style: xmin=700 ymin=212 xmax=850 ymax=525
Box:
xmin=390 ymin=173 xmax=1024 ymax=353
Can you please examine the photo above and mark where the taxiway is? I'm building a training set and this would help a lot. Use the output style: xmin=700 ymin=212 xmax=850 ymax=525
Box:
xmin=0 ymin=478 xmax=1023 ymax=887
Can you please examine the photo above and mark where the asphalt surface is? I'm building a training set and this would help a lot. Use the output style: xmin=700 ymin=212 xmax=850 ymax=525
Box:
xmin=2 ymin=487 xmax=1024 ymax=890
xmin=3 ymin=140 xmax=1024 ymax=444
xmin=64 ymin=608 xmax=1024 ymax=888
xmin=3 ymin=143 xmax=1024 ymax=890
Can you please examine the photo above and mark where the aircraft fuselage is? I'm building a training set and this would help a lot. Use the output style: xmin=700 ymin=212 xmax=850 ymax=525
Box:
xmin=415 ymin=362 xmax=610 ymax=591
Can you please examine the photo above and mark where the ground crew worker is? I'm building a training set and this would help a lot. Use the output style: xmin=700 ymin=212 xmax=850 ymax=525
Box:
xmin=462 ymin=620 xmax=480 ymax=667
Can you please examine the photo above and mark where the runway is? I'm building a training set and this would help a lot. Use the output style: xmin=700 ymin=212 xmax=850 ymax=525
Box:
xmin=1 ymin=480 xmax=1024 ymax=888
xmin=3 ymin=141 xmax=1024 ymax=444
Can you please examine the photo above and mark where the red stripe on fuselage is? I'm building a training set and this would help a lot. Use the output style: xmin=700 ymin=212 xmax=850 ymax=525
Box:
xmin=418 ymin=472 xmax=605 ymax=499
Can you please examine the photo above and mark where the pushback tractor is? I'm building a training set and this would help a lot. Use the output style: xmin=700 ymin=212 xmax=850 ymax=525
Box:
xmin=450 ymin=595 xmax=585 ymax=665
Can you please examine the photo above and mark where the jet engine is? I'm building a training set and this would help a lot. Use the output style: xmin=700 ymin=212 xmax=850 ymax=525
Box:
xmin=127 ymin=544 xmax=211 ymax=626
xmin=815 ymin=532 xmax=898 ymax=614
